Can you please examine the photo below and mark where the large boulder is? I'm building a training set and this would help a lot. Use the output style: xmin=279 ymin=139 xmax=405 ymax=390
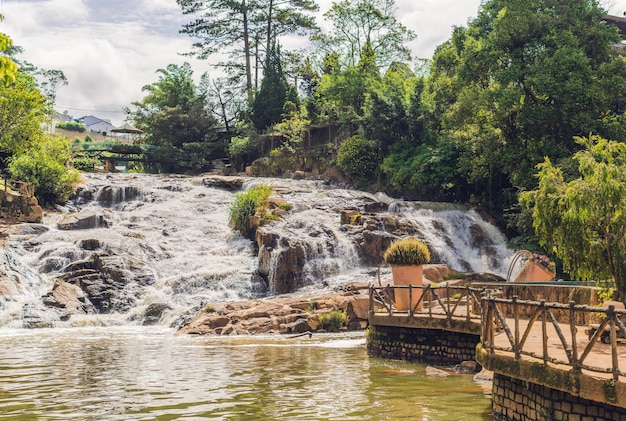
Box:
xmin=42 ymin=279 xmax=94 ymax=314
xmin=256 ymin=229 xmax=307 ymax=294
xmin=55 ymin=253 xmax=156 ymax=313
xmin=58 ymin=209 xmax=110 ymax=230
xmin=202 ymin=175 xmax=244 ymax=191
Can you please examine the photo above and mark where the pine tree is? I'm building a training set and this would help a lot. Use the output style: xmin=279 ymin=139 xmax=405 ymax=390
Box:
xmin=251 ymin=42 xmax=293 ymax=131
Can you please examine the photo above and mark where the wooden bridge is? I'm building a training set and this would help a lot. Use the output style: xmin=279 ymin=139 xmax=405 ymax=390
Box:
xmin=367 ymin=284 xmax=626 ymax=419
xmin=72 ymin=142 xmax=182 ymax=170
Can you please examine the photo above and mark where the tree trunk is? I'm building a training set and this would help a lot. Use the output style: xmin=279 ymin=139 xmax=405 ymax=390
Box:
xmin=242 ymin=1 xmax=253 ymax=106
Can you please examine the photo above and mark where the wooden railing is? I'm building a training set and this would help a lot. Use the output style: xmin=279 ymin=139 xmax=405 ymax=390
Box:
xmin=482 ymin=296 xmax=626 ymax=382
xmin=368 ymin=284 xmax=487 ymax=322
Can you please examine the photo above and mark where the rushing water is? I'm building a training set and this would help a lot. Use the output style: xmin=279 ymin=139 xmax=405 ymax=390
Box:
xmin=0 ymin=328 xmax=491 ymax=420
xmin=0 ymin=173 xmax=514 ymax=328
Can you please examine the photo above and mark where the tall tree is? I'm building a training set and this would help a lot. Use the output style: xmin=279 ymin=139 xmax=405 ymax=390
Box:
xmin=200 ymin=74 xmax=246 ymax=132
xmin=126 ymin=63 xmax=221 ymax=172
xmin=251 ymin=42 xmax=295 ymax=131
xmin=177 ymin=0 xmax=318 ymax=105
xmin=314 ymin=41 xmax=382 ymax=124
xmin=0 ymin=71 xmax=49 ymax=158
xmin=312 ymin=0 xmax=415 ymax=71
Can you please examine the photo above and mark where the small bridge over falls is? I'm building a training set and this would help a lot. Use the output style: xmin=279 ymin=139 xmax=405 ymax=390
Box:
xmin=367 ymin=285 xmax=626 ymax=420
xmin=72 ymin=142 xmax=179 ymax=168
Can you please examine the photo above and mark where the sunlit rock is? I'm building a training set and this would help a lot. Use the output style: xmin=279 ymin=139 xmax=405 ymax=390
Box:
xmin=57 ymin=209 xmax=110 ymax=230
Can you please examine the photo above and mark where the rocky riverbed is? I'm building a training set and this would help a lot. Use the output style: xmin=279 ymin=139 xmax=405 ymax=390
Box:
xmin=177 ymin=284 xmax=370 ymax=335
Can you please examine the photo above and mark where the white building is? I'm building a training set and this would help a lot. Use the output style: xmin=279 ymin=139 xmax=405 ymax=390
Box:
xmin=77 ymin=115 xmax=116 ymax=135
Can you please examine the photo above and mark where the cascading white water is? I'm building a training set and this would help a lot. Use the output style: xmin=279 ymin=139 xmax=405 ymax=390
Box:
xmin=0 ymin=173 xmax=516 ymax=328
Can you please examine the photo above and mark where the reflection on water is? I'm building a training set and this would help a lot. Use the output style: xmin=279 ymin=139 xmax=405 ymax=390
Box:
xmin=0 ymin=328 xmax=491 ymax=420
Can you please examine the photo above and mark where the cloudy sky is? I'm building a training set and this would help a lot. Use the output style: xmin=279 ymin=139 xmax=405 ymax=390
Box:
xmin=2 ymin=0 xmax=626 ymax=126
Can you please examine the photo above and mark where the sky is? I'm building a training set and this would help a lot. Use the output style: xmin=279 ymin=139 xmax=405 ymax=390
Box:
xmin=2 ymin=0 xmax=626 ymax=127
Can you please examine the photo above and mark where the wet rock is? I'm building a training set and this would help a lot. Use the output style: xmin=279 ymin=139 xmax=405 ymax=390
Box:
xmin=142 ymin=303 xmax=172 ymax=326
xmin=55 ymin=253 xmax=156 ymax=314
xmin=58 ymin=209 xmax=110 ymax=230
xmin=256 ymin=229 xmax=307 ymax=294
xmin=340 ymin=209 xmax=362 ymax=225
xmin=474 ymin=369 xmax=494 ymax=382
xmin=0 ymin=270 xmax=20 ymax=297
xmin=22 ymin=304 xmax=54 ymax=329
xmin=453 ymin=360 xmax=480 ymax=373
xmin=79 ymin=239 xmax=102 ymax=250
xmin=202 ymin=175 xmax=244 ymax=191
xmin=291 ymin=171 xmax=306 ymax=180
xmin=359 ymin=230 xmax=397 ymax=265
xmin=425 ymin=366 xmax=450 ymax=377
xmin=96 ymin=185 xmax=142 ymax=206
xmin=423 ymin=264 xmax=458 ymax=284
xmin=279 ymin=318 xmax=310 ymax=334
xmin=346 ymin=297 xmax=370 ymax=321
xmin=42 ymin=279 xmax=94 ymax=313
xmin=321 ymin=165 xmax=350 ymax=186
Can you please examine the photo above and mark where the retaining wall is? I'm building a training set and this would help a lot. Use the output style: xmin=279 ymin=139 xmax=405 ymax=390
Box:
xmin=366 ymin=324 xmax=479 ymax=365
xmin=492 ymin=373 xmax=626 ymax=421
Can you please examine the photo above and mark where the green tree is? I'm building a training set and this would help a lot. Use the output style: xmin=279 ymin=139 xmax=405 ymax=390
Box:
xmin=0 ymin=32 xmax=17 ymax=86
xmin=0 ymin=71 xmax=49 ymax=160
xmin=520 ymin=135 xmax=626 ymax=299
xmin=126 ymin=63 xmax=221 ymax=172
xmin=336 ymin=135 xmax=378 ymax=181
xmin=312 ymin=0 xmax=415 ymax=70
xmin=429 ymin=0 xmax=626 ymax=208
xmin=251 ymin=43 xmax=296 ymax=131
xmin=177 ymin=0 xmax=318 ymax=105
xmin=0 ymin=14 xmax=18 ymax=86
xmin=314 ymin=41 xmax=381 ymax=124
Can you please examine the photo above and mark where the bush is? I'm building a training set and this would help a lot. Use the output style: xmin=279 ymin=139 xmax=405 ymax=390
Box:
xmin=72 ymin=154 xmax=100 ymax=171
xmin=336 ymin=135 xmax=378 ymax=180
xmin=229 ymin=135 xmax=260 ymax=170
xmin=319 ymin=309 xmax=348 ymax=331
xmin=55 ymin=121 xmax=86 ymax=132
xmin=9 ymin=135 xmax=80 ymax=206
xmin=383 ymin=238 xmax=431 ymax=266
xmin=229 ymin=184 xmax=272 ymax=236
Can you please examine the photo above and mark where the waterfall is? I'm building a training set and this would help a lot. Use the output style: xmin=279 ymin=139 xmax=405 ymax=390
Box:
xmin=0 ymin=173 xmax=515 ymax=327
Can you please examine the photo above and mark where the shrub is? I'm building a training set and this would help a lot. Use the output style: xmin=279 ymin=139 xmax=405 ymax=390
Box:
xmin=229 ymin=184 xmax=272 ymax=236
xmin=383 ymin=238 xmax=431 ymax=266
xmin=9 ymin=134 xmax=80 ymax=206
xmin=278 ymin=202 xmax=292 ymax=211
xmin=319 ymin=309 xmax=347 ymax=331
xmin=55 ymin=121 xmax=86 ymax=132
xmin=72 ymin=155 xmax=100 ymax=171
xmin=336 ymin=135 xmax=378 ymax=180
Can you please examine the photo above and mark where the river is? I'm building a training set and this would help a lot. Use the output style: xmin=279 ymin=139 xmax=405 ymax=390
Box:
xmin=0 ymin=327 xmax=491 ymax=420
xmin=0 ymin=173 xmax=510 ymax=419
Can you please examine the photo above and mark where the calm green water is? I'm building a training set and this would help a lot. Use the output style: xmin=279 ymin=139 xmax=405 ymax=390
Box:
xmin=0 ymin=328 xmax=491 ymax=420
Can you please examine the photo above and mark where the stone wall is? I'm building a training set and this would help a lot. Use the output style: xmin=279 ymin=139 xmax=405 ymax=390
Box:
xmin=366 ymin=324 xmax=479 ymax=365
xmin=492 ymin=373 xmax=626 ymax=421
